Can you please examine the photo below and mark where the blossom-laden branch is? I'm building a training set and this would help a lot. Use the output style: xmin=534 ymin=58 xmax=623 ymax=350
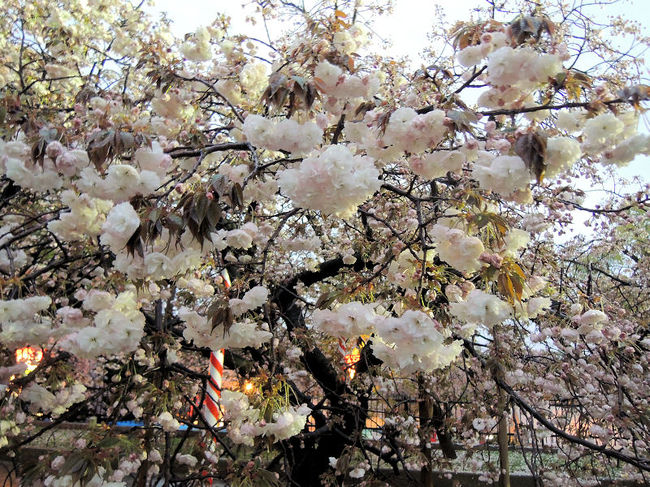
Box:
xmin=1 ymin=0 xmax=649 ymax=486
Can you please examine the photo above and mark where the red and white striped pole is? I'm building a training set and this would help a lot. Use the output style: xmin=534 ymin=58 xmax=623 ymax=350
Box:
xmin=203 ymin=269 xmax=231 ymax=428
xmin=338 ymin=338 xmax=348 ymax=367
xmin=204 ymin=349 xmax=224 ymax=427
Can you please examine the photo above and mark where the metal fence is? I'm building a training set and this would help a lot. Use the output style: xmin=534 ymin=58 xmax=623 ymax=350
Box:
xmin=364 ymin=397 xmax=597 ymax=450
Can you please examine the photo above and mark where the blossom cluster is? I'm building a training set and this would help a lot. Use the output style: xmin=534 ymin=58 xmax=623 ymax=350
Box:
xmin=430 ymin=224 xmax=485 ymax=274
xmin=151 ymin=89 xmax=196 ymax=122
xmin=242 ymin=114 xmax=323 ymax=155
xmin=582 ymin=112 xmax=625 ymax=154
xmin=239 ymin=62 xmax=269 ymax=95
xmin=312 ymin=301 xmax=378 ymax=339
xmin=48 ymin=191 xmax=112 ymax=242
xmin=501 ymin=228 xmax=531 ymax=256
xmin=77 ymin=146 xmax=170 ymax=201
xmin=179 ymin=308 xmax=272 ymax=350
xmin=100 ymin=202 xmax=140 ymax=253
xmin=387 ymin=249 xmax=436 ymax=290
xmin=220 ymin=390 xmax=311 ymax=445
xmin=176 ymin=277 xmax=215 ymax=298
xmin=449 ymin=289 xmax=512 ymax=328
xmin=456 ymin=31 xmax=509 ymax=67
xmin=60 ymin=290 xmax=145 ymax=358
xmin=545 ymin=137 xmax=582 ymax=178
xmin=332 ymin=25 xmax=369 ymax=55
xmin=213 ymin=223 xmax=261 ymax=252
xmin=343 ymin=108 xmax=448 ymax=162
xmin=373 ymin=310 xmax=463 ymax=374
xmin=1 ymin=140 xmax=63 ymax=191
xmin=313 ymin=304 xmax=462 ymax=373
xmin=554 ymin=109 xmax=650 ymax=166
xmin=229 ymin=285 xmax=269 ymax=316
xmin=0 ymin=296 xmax=52 ymax=349
xmin=180 ymin=26 xmax=212 ymax=62
xmin=603 ymin=133 xmax=650 ymax=166
xmin=409 ymin=150 xmax=465 ymax=179
xmin=277 ymin=145 xmax=381 ymax=217
xmin=381 ymin=108 xmax=448 ymax=154
xmin=102 ymin=207 xmax=223 ymax=281
xmin=314 ymin=60 xmax=380 ymax=99
xmin=21 ymin=383 xmax=87 ymax=417
xmin=472 ymin=45 xmax=562 ymax=109
xmin=473 ymin=153 xmax=531 ymax=198
xmin=486 ymin=47 xmax=562 ymax=89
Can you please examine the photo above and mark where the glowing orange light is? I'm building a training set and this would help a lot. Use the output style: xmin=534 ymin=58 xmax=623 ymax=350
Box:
xmin=15 ymin=347 xmax=43 ymax=373
xmin=243 ymin=381 xmax=255 ymax=393
xmin=343 ymin=348 xmax=361 ymax=379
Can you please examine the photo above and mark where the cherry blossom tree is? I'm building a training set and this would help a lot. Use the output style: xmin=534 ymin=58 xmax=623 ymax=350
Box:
xmin=0 ymin=0 xmax=649 ymax=486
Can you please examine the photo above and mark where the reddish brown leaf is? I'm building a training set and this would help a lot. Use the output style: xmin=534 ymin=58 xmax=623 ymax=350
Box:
xmin=515 ymin=132 xmax=547 ymax=184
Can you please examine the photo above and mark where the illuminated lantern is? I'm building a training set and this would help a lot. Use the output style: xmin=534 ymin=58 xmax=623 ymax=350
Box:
xmin=343 ymin=346 xmax=361 ymax=379
xmin=339 ymin=336 xmax=369 ymax=380
xmin=15 ymin=346 xmax=43 ymax=373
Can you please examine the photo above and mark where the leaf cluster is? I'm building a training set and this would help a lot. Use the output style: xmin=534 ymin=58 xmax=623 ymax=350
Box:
xmin=86 ymin=130 xmax=151 ymax=172
xmin=261 ymin=72 xmax=319 ymax=115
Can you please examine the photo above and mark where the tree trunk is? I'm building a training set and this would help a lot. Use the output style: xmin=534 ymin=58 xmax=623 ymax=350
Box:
xmin=492 ymin=325 xmax=511 ymax=487
xmin=497 ymin=377 xmax=511 ymax=487
xmin=418 ymin=375 xmax=435 ymax=487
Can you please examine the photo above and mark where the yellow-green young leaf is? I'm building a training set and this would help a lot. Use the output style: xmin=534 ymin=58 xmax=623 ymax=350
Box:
xmin=511 ymin=273 xmax=524 ymax=301
xmin=489 ymin=214 xmax=509 ymax=238
xmin=472 ymin=213 xmax=490 ymax=230
xmin=315 ymin=291 xmax=338 ymax=309
xmin=463 ymin=190 xmax=484 ymax=209
xmin=497 ymin=273 xmax=516 ymax=303
xmin=511 ymin=263 xmax=527 ymax=281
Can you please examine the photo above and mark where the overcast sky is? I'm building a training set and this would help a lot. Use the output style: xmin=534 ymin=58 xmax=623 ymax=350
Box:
xmin=149 ymin=0 xmax=650 ymax=59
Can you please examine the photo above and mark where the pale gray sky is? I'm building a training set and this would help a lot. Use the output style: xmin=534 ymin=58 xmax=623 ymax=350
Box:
xmin=149 ymin=0 xmax=650 ymax=60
